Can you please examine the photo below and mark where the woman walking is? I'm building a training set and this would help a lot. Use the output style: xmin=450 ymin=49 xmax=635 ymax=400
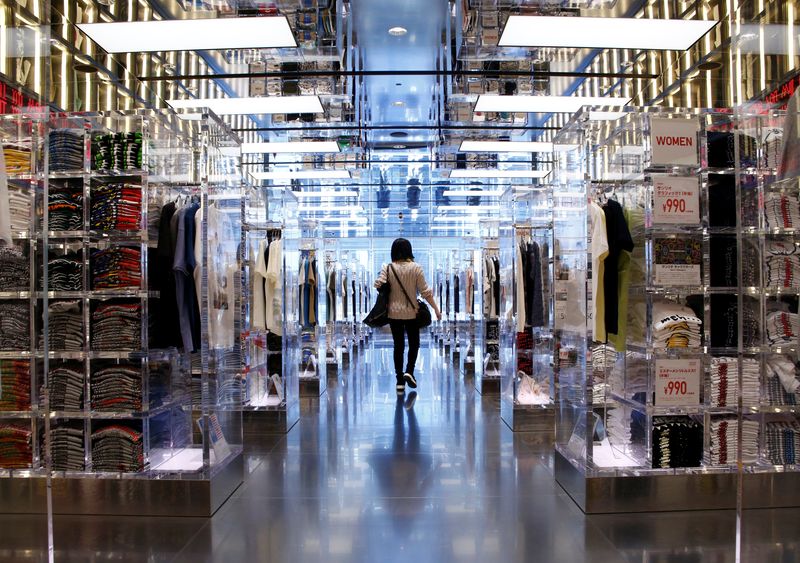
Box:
xmin=374 ymin=238 xmax=442 ymax=394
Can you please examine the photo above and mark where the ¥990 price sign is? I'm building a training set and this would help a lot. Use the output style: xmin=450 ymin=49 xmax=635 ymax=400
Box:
xmin=655 ymin=359 xmax=701 ymax=406
xmin=652 ymin=176 xmax=700 ymax=225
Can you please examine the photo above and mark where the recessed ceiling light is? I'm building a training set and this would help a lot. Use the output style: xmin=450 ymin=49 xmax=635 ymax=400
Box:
xmin=475 ymin=95 xmax=630 ymax=114
xmin=449 ymin=169 xmax=550 ymax=179
xmin=459 ymin=141 xmax=553 ymax=153
xmin=392 ymin=101 xmax=405 ymax=107
xmin=499 ymin=15 xmax=718 ymax=51
xmin=388 ymin=26 xmax=408 ymax=36
xmin=294 ymin=190 xmax=359 ymax=198
xmin=442 ymin=189 xmax=504 ymax=197
xmin=390 ymin=131 xmax=408 ymax=138
xmin=167 ymin=96 xmax=323 ymax=115
xmin=241 ymin=141 xmax=340 ymax=154
xmin=698 ymin=60 xmax=723 ymax=71
xmin=393 ymin=144 xmax=406 ymax=149
xmin=251 ymin=170 xmax=351 ymax=180
xmin=77 ymin=16 xmax=296 ymax=53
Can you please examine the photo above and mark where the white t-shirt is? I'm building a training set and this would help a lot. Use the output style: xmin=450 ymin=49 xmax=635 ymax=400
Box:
xmin=589 ymin=201 xmax=609 ymax=340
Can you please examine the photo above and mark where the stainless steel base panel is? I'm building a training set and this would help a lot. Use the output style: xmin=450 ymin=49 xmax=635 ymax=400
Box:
xmin=556 ymin=450 xmax=800 ymax=513
xmin=299 ymin=377 xmax=325 ymax=397
xmin=476 ymin=376 xmax=500 ymax=394
xmin=501 ymin=405 xmax=555 ymax=436
xmin=0 ymin=452 xmax=243 ymax=517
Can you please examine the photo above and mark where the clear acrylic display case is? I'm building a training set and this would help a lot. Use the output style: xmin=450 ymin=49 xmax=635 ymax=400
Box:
xmin=554 ymin=106 xmax=800 ymax=513
xmin=474 ymin=220 xmax=500 ymax=394
xmin=0 ymin=109 xmax=243 ymax=516
xmin=500 ymin=186 xmax=555 ymax=432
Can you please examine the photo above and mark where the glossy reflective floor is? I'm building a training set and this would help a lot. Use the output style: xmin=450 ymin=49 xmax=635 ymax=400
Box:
xmin=3 ymin=338 xmax=800 ymax=562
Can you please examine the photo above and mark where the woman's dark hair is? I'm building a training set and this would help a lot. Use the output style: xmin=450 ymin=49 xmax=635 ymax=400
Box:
xmin=391 ymin=238 xmax=414 ymax=262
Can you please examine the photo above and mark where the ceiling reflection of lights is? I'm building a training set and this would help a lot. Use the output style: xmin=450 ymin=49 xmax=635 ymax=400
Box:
xmin=442 ymin=189 xmax=504 ymax=197
xmin=241 ymin=141 xmax=340 ymax=154
xmin=587 ymin=111 xmax=628 ymax=121
xmin=293 ymin=190 xmax=359 ymax=198
xmin=458 ymin=141 xmax=553 ymax=153
xmin=449 ymin=169 xmax=550 ymax=179
xmin=77 ymin=16 xmax=296 ymax=53
xmin=251 ymin=170 xmax=351 ymax=180
xmin=475 ymin=95 xmax=630 ymax=114
xmin=499 ymin=16 xmax=717 ymax=51
xmin=299 ymin=205 xmax=363 ymax=212
xmin=438 ymin=205 xmax=501 ymax=211
xmin=318 ymin=216 xmax=367 ymax=223
xmin=388 ymin=26 xmax=408 ymax=36
xmin=168 ymin=96 xmax=323 ymax=115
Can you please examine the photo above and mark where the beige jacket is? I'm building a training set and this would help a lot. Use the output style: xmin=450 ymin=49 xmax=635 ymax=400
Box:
xmin=374 ymin=261 xmax=434 ymax=320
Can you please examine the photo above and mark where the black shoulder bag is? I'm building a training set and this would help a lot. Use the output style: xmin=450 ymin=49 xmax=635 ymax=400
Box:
xmin=364 ymin=279 xmax=391 ymax=328
xmin=389 ymin=264 xmax=432 ymax=329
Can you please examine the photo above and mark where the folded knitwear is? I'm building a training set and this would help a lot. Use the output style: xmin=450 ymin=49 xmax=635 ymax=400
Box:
xmin=90 ymin=183 xmax=142 ymax=231
xmin=49 ymin=129 xmax=84 ymax=172
xmin=90 ymin=425 xmax=144 ymax=472
xmin=0 ymin=359 xmax=30 ymax=411
xmin=45 ymin=362 xmax=84 ymax=411
xmin=0 ymin=246 xmax=29 ymax=290
xmin=48 ymin=189 xmax=83 ymax=231
xmin=0 ymin=424 xmax=32 ymax=468
xmin=91 ymin=247 xmax=141 ymax=290
xmin=91 ymin=302 xmax=141 ymax=351
xmin=50 ymin=426 xmax=85 ymax=471
xmin=765 ymin=421 xmax=800 ymax=466
xmin=47 ymin=253 xmax=82 ymax=291
xmin=652 ymin=416 xmax=703 ymax=469
xmin=3 ymin=141 xmax=32 ymax=175
xmin=91 ymin=363 xmax=142 ymax=411
xmin=91 ymin=132 xmax=143 ymax=171
xmin=0 ymin=302 xmax=28 ymax=350
xmin=40 ymin=300 xmax=82 ymax=351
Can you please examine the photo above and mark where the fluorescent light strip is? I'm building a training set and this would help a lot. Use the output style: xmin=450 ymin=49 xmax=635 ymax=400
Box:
xmin=458 ymin=141 xmax=553 ymax=153
xmin=251 ymin=170 xmax=351 ymax=180
xmin=475 ymin=95 xmax=630 ymax=114
xmin=77 ymin=16 xmax=296 ymax=53
xmin=449 ymin=169 xmax=550 ymax=179
xmin=499 ymin=16 xmax=717 ymax=51
xmin=241 ymin=141 xmax=340 ymax=154
xmin=294 ymin=190 xmax=359 ymax=198
xmin=442 ymin=189 xmax=504 ymax=197
xmin=168 ymin=96 xmax=323 ymax=115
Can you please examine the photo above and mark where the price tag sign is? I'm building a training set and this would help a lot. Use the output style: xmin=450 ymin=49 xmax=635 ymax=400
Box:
xmin=652 ymin=176 xmax=700 ymax=224
xmin=655 ymin=359 xmax=701 ymax=406
xmin=650 ymin=117 xmax=700 ymax=166
xmin=555 ymin=300 xmax=568 ymax=323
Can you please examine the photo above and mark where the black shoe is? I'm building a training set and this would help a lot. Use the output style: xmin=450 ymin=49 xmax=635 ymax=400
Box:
xmin=404 ymin=391 xmax=417 ymax=410
xmin=396 ymin=376 xmax=405 ymax=394
xmin=404 ymin=372 xmax=417 ymax=389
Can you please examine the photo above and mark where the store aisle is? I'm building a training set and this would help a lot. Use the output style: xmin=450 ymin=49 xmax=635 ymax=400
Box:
xmin=1 ymin=339 xmax=799 ymax=562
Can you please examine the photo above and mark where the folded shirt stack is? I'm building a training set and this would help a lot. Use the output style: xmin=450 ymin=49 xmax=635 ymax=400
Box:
xmin=607 ymin=407 xmax=632 ymax=446
xmin=0 ymin=423 xmax=32 ymax=468
xmin=767 ymin=373 xmax=798 ymax=406
xmin=706 ymin=417 xmax=759 ymax=465
xmin=91 ymin=247 xmax=141 ymax=290
xmin=47 ymin=253 xmax=83 ymax=292
xmin=3 ymin=141 xmax=32 ymax=175
xmin=91 ymin=302 xmax=141 ymax=351
xmin=91 ymin=132 xmax=143 ymax=171
xmin=765 ymin=421 xmax=800 ymax=466
xmin=91 ymin=364 xmax=142 ymax=411
xmin=0 ymin=302 xmax=29 ymax=350
xmin=652 ymin=416 xmax=703 ymax=469
xmin=50 ymin=426 xmax=85 ymax=471
xmin=763 ymin=128 xmax=783 ymax=170
xmin=8 ymin=186 xmax=30 ymax=231
xmin=48 ymin=190 xmax=83 ymax=231
xmin=764 ymin=192 xmax=800 ymax=229
xmin=765 ymin=240 xmax=800 ymax=287
xmin=0 ymin=246 xmax=29 ymax=290
xmin=45 ymin=362 xmax=84 ymax=411
xmin=49 ymin=129 xmax=84 ymax=172
xmin=89 ymin=183 xmax=142 ymax=231
xmin=709 ymin=357 xmax=760 ymax=407
xmin=590 ymin=343 xmax=616 ymax=375
xmin=90 ymin=425 xmax=144 ymax=473
xmin=0 ymin=360 xmax=30 ymax=411
xmin=41 ymin=300 xmax=82 ymax=351
xmin=766 ymin=311 xmax=800 ymax=346
xmin=652 ymin=300 xmax=702 ymax=349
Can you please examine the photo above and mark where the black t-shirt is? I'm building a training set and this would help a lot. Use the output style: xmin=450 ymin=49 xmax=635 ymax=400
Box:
xmin=602 ymin=200 xmax=634 ymax=335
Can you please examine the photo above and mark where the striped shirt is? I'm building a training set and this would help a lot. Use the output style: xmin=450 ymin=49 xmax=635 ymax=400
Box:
xmin=374 ymin=261 xmax=434 ymax=320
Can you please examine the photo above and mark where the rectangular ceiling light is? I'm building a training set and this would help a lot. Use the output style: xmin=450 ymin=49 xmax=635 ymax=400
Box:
xmin=499 ymin=16 xmax=717 ymax=51
xmin=168 ymin=96 xmax=323 ymax=115
xmin=241 ymin=141 xmax=340 ymax=154
xmin=251 ymin=170 xmax=351 ymax=180
xmin=459 ymin=141 xmax=553 ymax=153
xmin=294 ymin=190 xmax=359 ymax=198
xmin=77 ymin=16 xmax=296 ymax=53
xmin=475 ymin=95 xmax=630 ymax=114
xmin=442 ymin=189 xmax=504 ymax=197
xmin=449 ymin=169 xmax=550 ymax=179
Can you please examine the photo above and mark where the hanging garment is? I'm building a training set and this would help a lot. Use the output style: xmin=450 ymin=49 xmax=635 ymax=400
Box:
xmin=589 ymin=201 xmax=609 ymax=340
xmin=265 ymin=238 xmax=283 ymax=336
xmin=454 ymin=272 xmax=460 ymax=314
xmin=466 ymin=267 xmax=474 ymax=315
xmin=527 ymin=241 xmax=545 ymax=328
xmin=173 ymin=203 xmax=201 ymax=352
xmin=253 ymin=239 xmax=269 ymax=331
xmin=515 ymin=243 xmax=526 ymax=331
xmin=602 ymin=199 xmax=634 ymax=336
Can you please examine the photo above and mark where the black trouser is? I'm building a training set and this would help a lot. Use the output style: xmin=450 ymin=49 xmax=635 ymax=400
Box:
xmin=389 ymin=318 xmax=420 ymax=378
